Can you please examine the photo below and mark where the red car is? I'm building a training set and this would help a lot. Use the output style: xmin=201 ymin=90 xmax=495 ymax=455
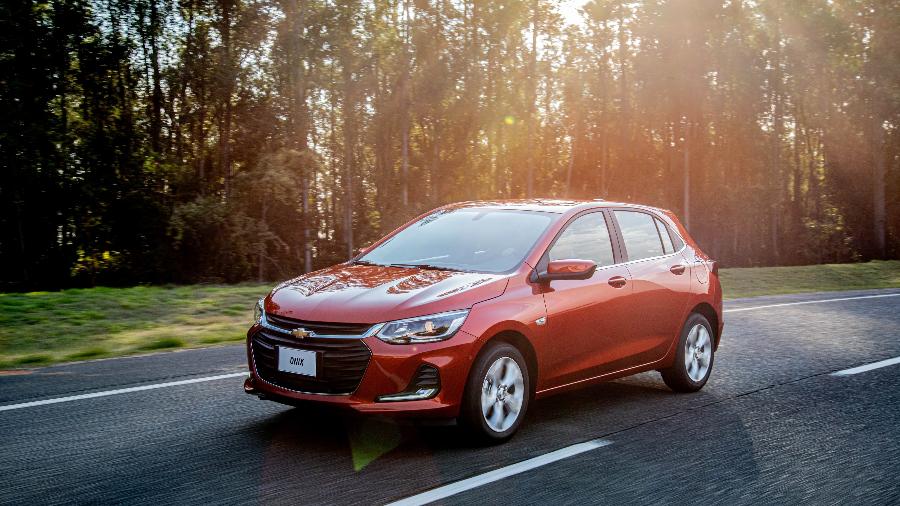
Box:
xmin=244 ymin=199 xmax=722 ymax=441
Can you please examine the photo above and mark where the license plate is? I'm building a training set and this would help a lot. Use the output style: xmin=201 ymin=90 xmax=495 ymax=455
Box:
xmin=277 ymin=347 xmax=317 ymax=377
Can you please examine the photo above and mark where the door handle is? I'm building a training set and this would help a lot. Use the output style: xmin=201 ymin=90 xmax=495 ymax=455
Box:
xmin=608 ymin=276 xmax=627 ymax=288
xmin=669 ymin=264 xmax=686 ymax=275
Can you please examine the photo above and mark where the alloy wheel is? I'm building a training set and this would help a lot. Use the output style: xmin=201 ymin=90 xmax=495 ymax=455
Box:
xmin=480 ymin=356 xmax=525 ymax=433
xmin=684 ymin=323 xmax=712 ymax=382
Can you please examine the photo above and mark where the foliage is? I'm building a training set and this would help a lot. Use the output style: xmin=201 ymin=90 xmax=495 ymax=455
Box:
xmin=1 ymin=0 xmax=899 ymax=290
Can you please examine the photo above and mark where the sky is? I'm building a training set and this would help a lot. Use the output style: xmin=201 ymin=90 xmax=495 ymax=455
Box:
xmin=559 ymin=0 xmax=589 ymax=26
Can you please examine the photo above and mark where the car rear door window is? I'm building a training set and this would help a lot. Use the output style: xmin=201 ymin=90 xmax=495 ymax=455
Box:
xmin=614 ymin=210 xmax=665 ymax=261
xmin=549 ymin=212 xmax=615 ymax=266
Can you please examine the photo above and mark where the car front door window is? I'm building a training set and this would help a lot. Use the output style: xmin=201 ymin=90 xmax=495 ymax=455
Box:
xmin=548 ymin=212 xmax=615 ymax=267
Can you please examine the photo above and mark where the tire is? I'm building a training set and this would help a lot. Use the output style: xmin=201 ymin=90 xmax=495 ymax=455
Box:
xmin=459 ymin=342 xmax=530 ymax=443
xmin=660 ymin=313 xmax=715 ymax=393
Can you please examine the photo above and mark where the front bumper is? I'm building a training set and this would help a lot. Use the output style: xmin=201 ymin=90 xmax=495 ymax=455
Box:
xmin=245 ymin=324 xmax=478 ymax=418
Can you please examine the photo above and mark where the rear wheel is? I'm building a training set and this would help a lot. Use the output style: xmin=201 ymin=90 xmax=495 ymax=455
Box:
xmin=460 ymin=342 xmax=530 ymax=443
xmin=660 ymin=313 xmax=714 ymax=393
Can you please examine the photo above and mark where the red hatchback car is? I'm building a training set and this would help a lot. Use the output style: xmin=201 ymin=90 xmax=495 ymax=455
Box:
xmin=244 ymin=199 xmax=722 ymax=441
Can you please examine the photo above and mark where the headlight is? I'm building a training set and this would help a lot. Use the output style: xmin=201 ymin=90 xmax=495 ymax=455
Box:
xmin=253 ymin=299 xmax=264 ymax=325
xmin=376 ymin=310 xmax=469 ymax=344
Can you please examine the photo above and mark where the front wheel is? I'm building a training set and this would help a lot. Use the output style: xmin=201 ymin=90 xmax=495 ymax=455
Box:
xmin=660 ymin=313 xmax=714 ymax=393
xmin=460 ymin=342 xmax=530 ymax=443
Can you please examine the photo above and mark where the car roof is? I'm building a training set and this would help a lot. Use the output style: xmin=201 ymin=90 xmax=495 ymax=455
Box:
xmin=444 ymin=199 xmax=667 ymax=215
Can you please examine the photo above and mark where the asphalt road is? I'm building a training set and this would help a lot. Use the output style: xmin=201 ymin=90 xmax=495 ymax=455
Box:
xmin=2 ymin=288 xmax=900 ymax=505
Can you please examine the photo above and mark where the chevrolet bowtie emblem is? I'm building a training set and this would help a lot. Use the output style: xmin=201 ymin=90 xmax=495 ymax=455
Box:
xmin=291 ymin=327 xmax=312 ymax=339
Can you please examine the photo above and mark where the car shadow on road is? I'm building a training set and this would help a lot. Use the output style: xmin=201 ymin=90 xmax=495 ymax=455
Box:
xmin=231 ymin=373 xmax=763 ymax=502
xmin=243 ymin=372 xmax=716 ymax=451
xmin=244 ymin=372 xmax=702 ymax=453
xmin=242 ymin=377 xmax=672 ymax=451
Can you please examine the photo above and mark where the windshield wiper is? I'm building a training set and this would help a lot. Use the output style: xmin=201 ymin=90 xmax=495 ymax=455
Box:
xmin=387 ymin=263 xmax=468 ymax=272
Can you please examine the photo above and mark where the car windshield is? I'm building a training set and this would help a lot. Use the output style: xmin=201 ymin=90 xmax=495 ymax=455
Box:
xmin=359 ymin=208 xmax=555 ymax=273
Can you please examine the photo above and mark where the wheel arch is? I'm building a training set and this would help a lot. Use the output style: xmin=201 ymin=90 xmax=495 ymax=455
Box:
xmin=473 ymin=330 xmax=539 ymax=397
xmin=690 ymin=302 xmax=720 ymax=349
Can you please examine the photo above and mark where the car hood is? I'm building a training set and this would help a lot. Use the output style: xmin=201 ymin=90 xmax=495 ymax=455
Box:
xmin=265 ymin=263 xmax=510 ymax=324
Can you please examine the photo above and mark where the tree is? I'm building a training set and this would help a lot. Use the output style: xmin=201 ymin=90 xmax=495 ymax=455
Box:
xmin=1 ymin=0 xmax=898 ymax=290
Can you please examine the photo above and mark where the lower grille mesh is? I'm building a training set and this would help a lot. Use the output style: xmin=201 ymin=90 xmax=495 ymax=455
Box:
xmin=411 ymin=364 xmax=440 ymax=390
xmin=251 ymin=329 xmax=371 ymax=394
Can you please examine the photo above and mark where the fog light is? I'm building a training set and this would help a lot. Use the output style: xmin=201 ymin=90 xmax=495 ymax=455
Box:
xmin=377 ymin=388 xmax=439 ymax=402
xmin=376 ymin=364 xmax=440 ymax=402
xmin=243 ymin=376 xmax=256 ymax=394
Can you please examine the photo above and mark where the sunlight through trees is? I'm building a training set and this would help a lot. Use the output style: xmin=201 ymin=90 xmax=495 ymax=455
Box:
xmin=1 ymin=0 xmax=898 ymax=289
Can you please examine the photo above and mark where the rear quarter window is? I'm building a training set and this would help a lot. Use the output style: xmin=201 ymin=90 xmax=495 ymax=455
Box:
xmin=655 ymin=218 xmax=675 ymax=253
xmin=669 ymin=226 xmax=685 ymax=251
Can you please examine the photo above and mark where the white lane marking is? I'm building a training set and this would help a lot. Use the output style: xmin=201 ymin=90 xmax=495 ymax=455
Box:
xmin=1 ymin=292 xmax=896 ymax=413
xmin=386 ymin=292 xmax=896 ymax=505
xmin=831 ymin=356 xmax=900 ymax=376
xmin=387 ymin=439 xmax=612 ymax=506
xmin=724 ymin=292 xmax=900 ymax=313
xmin=0 ymin=372 xmax=246 ymax=413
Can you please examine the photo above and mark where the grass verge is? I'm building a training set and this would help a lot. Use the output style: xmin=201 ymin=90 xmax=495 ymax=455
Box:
xmin=1 ymin=260 xmax=898 ymax=368
xmin=720 ymin=260 xmax=900 ymax=299
xmin=0 ymin=283 xmax=269 ymax=369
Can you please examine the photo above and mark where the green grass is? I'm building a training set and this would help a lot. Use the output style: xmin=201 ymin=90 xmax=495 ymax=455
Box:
xmin=0 ymin=283 xmax=269 ymax=369
xmin=720 ymin=260 xmax=900 ymax=299
xmin=1 ymin=260 xmax=899 ymax=368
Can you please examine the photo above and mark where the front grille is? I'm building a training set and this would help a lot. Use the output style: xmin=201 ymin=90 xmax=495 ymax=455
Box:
xmin=265 ymin=312 xmax=372 ymax=336
xmin=251 ymin=328 xmax=371 ymax=394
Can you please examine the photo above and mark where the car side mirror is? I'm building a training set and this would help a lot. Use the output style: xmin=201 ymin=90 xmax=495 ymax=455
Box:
xmin=531 ymin=259 xmax=598 ymax=283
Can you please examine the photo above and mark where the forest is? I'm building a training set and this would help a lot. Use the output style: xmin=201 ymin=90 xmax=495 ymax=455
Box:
xmin=1 ymin=0 xmax=898 ymax=290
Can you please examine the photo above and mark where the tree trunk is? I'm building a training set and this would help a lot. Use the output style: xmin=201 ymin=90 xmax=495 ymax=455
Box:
xmin=220 ymin=0 xmax=234 ymax=197
xmin=175 ymin=2 xmax=194 ymax=163
xmin=526 ymin=0 xmax=539 ymax=197
xmin=873 ymin=115 xmax=886 ymax=259
xmin=149 ymin=0 xmax=163 ymax=154
xmin=342 ymin=47 xmax=355 ymax=260
xmin=401 ymin=0 xmax=411 ymax=208
xmin=769 ymin=14 xmax=782 ymax=263
xmin=683 ymin=118 xmax=691 ymax=230
xmin=285 ymin=0 xmax=312 ymax=271
xmin=258 ymin=202 xmax=267 ymax=281
xmin=430 ymin=124 xmax=441 ymax=205
xmin=617 ymin=10 xmax=629 ymax=196
xmin=303 ymin=170 xmax=312 ymax=270
xmin=566 ymin=136 xmax=574 ymax=198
